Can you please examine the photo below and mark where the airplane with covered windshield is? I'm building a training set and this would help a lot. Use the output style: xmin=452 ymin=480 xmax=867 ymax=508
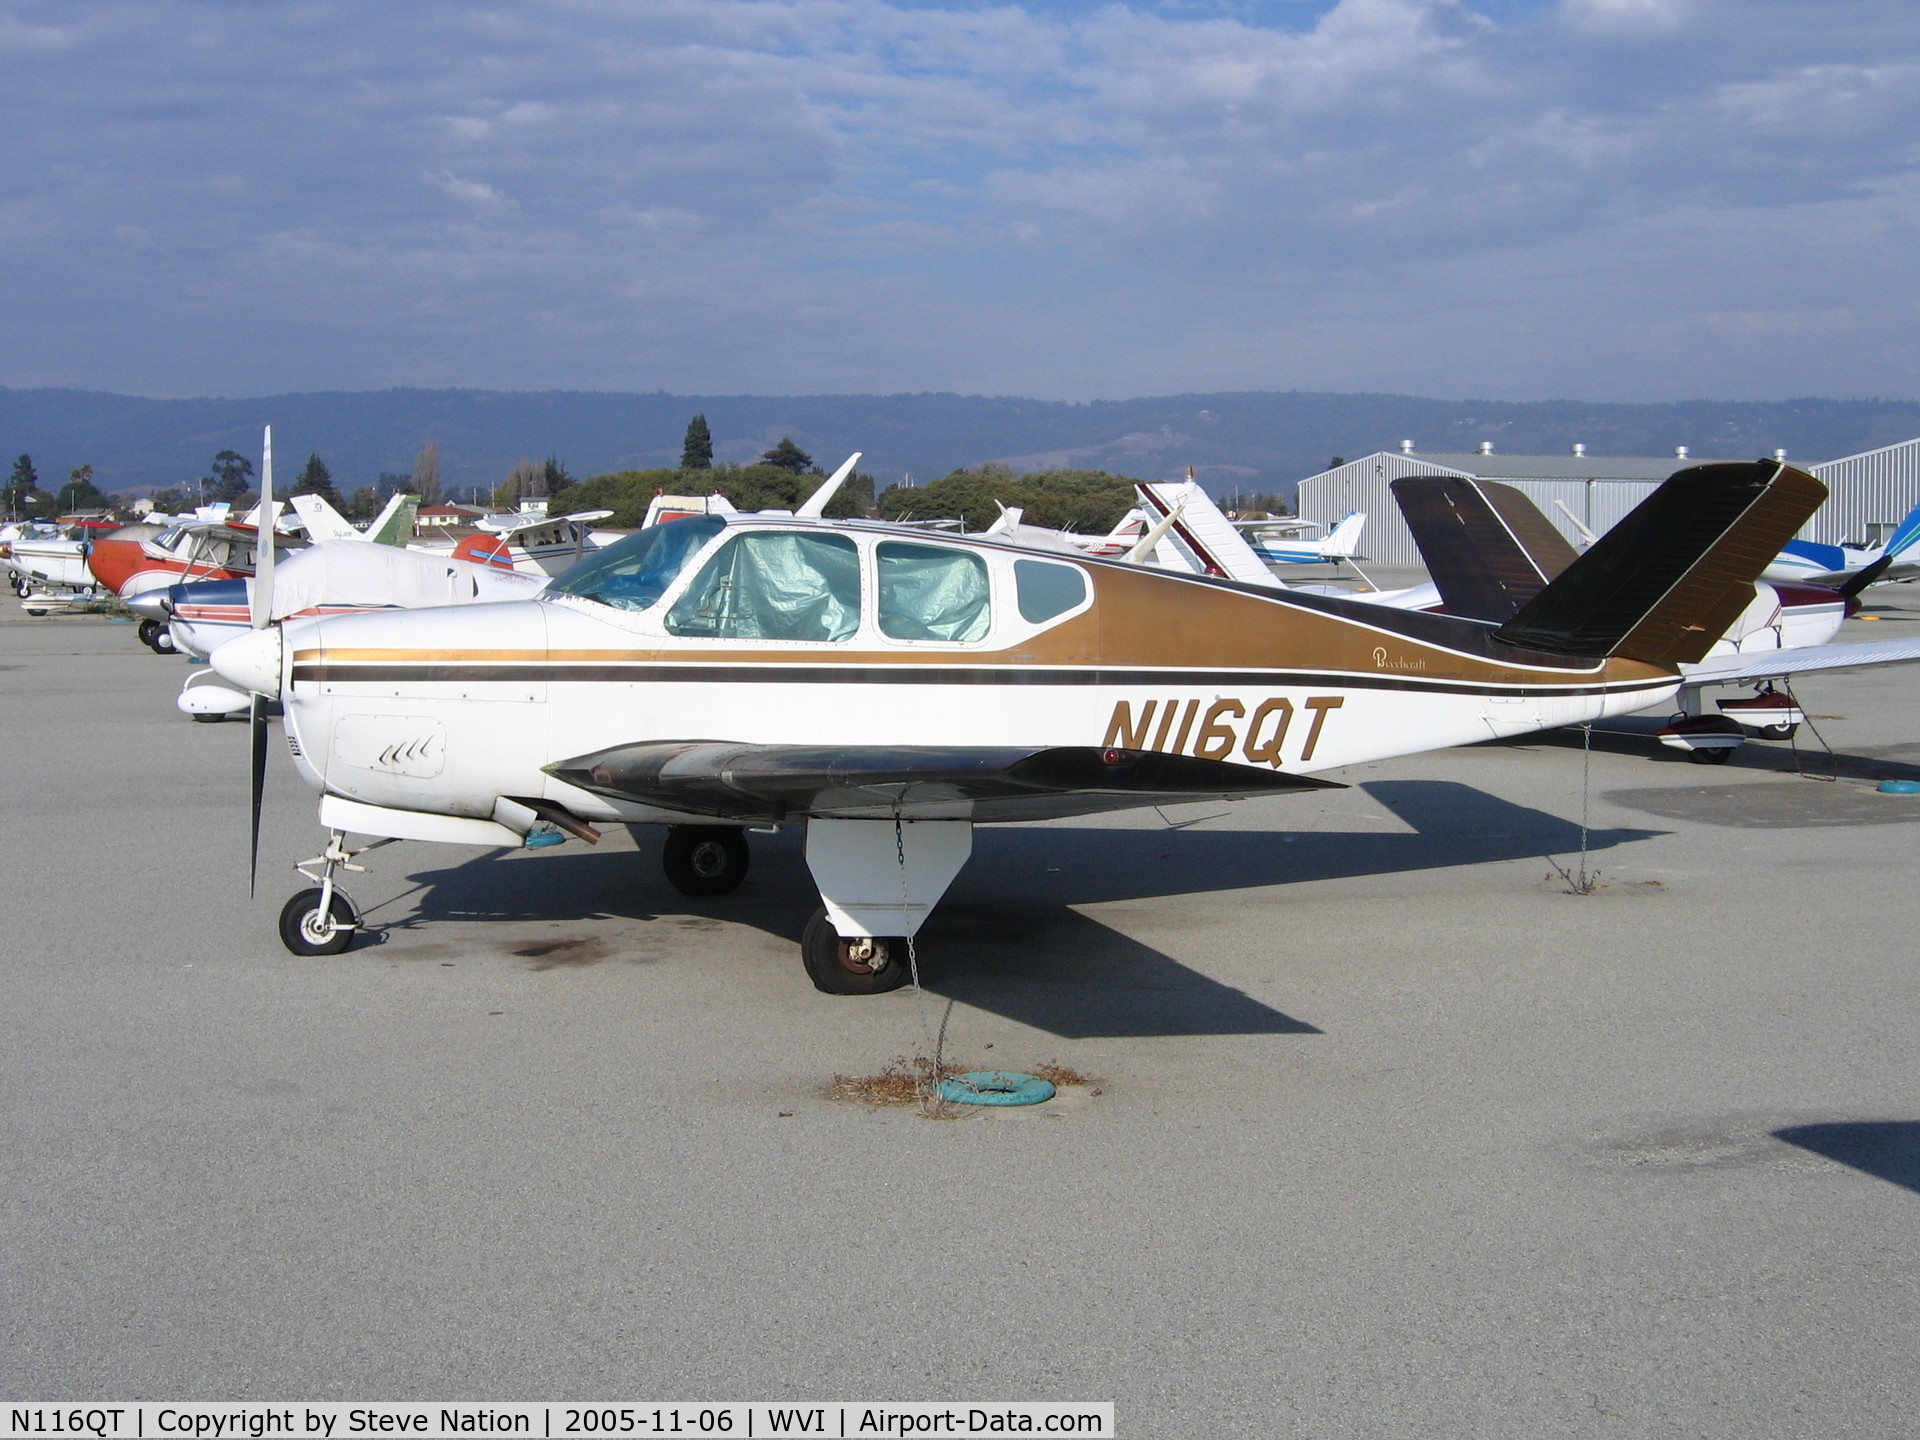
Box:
xmin=209 ymin=432 xmax=1920 ymax=994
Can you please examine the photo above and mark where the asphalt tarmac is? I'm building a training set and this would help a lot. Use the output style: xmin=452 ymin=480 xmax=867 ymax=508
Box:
xmin=4 ymin=587 xmax=1919 ymax=1436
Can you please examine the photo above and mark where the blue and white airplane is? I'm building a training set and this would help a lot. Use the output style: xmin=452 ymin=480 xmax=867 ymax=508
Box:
xmin=1240 ymin=510 xmax=1367 ymax=566
xmin=1762 ymin=495 xmax=1920 ymax=586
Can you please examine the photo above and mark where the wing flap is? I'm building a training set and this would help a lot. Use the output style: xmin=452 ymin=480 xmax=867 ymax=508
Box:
xmin=546 ymin=741 xmax=1342 ymax=823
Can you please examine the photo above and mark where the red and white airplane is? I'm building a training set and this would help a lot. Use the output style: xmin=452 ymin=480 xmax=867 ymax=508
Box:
xmin=442 ymin=509 xmax=616 ymax=575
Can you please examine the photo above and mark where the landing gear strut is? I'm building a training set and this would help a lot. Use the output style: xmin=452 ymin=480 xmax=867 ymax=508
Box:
xmin=278 ymin=829 xmax=394 ymax=956
xmin=661 ymin=825 xmax=750 ymax=896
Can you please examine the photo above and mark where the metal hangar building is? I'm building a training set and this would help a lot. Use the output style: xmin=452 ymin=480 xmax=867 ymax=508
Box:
xmin=1295 ymin=436 xmax=1920 ymax=568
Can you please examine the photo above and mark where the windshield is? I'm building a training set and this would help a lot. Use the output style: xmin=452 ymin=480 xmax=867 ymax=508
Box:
xmin=546 ymin=515 xmax=726 ymax=611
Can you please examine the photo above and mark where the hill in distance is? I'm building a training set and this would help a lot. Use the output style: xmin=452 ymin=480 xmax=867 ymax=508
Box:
xmin=3 ymin=386 xmax=1917 ymax=502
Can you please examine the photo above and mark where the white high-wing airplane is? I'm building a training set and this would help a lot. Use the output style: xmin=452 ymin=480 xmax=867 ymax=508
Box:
xmin=1240 ymin=511 xmax=1367 ymax=566
xmin=206 ymin=429 xmax=1920 ymax=995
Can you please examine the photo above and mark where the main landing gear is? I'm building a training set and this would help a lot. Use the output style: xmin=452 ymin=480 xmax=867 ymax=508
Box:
xmin=276 ymin=830 xmax=395 ymax=956
xmin=801 ymin=906 xmax=911 ymax=995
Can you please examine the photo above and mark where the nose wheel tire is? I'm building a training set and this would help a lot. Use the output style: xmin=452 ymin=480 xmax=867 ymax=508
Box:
xmin=278 ymin=887 xmax=359 ymax=956
xmin=800 ymin=906 xmax=913 ymax=995
xmin=661 ymin=825 xmax=750 ymax=896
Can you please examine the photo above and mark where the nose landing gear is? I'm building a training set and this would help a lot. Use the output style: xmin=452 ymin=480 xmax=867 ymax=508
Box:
xmin=277 ymin=830 xmax=395 ymax=956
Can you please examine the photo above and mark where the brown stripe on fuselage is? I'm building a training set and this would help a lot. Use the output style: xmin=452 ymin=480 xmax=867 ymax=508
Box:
xmin=292 ymin=553 xmax=1678 ymax=692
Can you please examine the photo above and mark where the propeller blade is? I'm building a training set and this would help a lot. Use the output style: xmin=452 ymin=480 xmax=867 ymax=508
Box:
xmin=248 ymin=691 xmax=269 ymax=897
xmin=1838 ymin=551 xmax=1895 ymax=601
xmin=251 ymin=425 xmax=275 ymax=629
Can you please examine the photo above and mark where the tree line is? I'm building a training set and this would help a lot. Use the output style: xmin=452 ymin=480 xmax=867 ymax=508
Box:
xmin=5 ymin=413 xmax=1157 ymax=535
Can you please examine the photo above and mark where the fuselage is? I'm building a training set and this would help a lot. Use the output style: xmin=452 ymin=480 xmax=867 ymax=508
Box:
xmin=258 ymin=516 xmax=1682 ymax=830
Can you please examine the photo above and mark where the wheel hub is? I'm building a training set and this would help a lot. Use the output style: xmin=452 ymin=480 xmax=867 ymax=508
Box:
xmin=841 ymin=937 xmax=890 ymax=974
xmin=689 ymin=841 xmax=728 ymax=878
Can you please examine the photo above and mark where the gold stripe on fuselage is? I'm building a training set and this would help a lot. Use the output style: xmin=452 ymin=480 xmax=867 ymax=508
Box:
xmin=290 ymin=560 xmax=1677 ymax=691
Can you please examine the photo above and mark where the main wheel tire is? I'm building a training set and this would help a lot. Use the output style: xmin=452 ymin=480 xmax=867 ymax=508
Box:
xmin=1689 ymin=745 xmax=1735 ymax=765
xmin=190 ymin=711 xmax=225 ymax=724
xmin=661 ymin=825 xmax=750 ymax=896
xmin=278 ymin=887 xmax=358 ymax=956
xmin=1759 ymin=722 xmax=1798 ymax=741
xmin=800 ymin=906 xmax=912 ymax=996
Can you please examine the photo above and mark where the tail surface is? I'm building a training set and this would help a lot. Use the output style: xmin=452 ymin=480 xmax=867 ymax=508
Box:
xmin=1881 ymin=492 xmax=1920 ymax=561
xmin=1393 ymin=477 xmax=1577 ymax=622
xmin=1492 ymin=461 xmax=1827 ymax=666
xmin=366 ymin=492 xmax=419 ymax=546
xmin=1321 ymin=511 xmax=1367 ymax=558
xmin=287 ymin=492 xmax=360 ymax=542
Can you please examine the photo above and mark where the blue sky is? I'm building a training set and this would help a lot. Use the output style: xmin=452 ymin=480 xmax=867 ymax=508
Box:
xmin=1 ymin=0 xmax=1915 ymax=402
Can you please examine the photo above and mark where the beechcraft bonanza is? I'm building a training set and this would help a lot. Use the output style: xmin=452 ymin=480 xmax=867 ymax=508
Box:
xmin=204 ymin=427 xmax=1920 ymax=995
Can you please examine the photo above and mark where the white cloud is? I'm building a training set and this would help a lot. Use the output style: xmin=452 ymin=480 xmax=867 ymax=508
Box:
xmin=0 ymin=0 xmax=1916 ymax=400
xmin=424 ymin=170 xmax=516 ymax=210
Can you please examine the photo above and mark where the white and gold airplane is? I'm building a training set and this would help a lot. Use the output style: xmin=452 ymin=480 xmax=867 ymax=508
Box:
xmin=212 ymin=439 xmax=1911 ymax=994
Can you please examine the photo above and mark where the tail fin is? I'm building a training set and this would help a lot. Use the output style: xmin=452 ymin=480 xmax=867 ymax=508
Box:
xmin=1136 ymin=481 xmax=1283 ymax=587
xmin=1321 ymin=511 xmax=1367 ymax=558
xmin=1881 ymin=493 xmax=1920 ymax=561
xmin=287 ymin=492 xmax=360 ymax=542
xmin=1393 ymin=477 xmax=1577 ymax=622
xmin=366 ymin=492 xmax=419 ymax=546
xmin=1492 ymin=461 xmax=1827 ymax=666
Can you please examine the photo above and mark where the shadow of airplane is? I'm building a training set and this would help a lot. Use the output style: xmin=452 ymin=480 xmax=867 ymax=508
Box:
xmin=367 ymin=779 xmax=1658 ymax=1038
xmin=1775 ymin=1122 xmax=1920 ymax=1196
xmin=1497 ymin=720 xmax=1920 ymax=785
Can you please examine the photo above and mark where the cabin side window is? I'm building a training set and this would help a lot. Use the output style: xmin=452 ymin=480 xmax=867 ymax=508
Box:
xmin=876 ymin=542 xmax=991 ymax=643
xmin=667 ymin=531 xmax=862 ymax=642
xmin=1013 ymin=559 xmax=1088 ymax=623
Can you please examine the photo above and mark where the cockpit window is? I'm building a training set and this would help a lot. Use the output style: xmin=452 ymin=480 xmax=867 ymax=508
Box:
xmin=1014 ymin=559 xmax=1087 ymax=623
xmin=666 ymin=531 xmax=861 ymax=642
xmin=546 ymin=515 xmax=725 ymax=611
xmin=877 ymin=542 xmax=991 ymax=642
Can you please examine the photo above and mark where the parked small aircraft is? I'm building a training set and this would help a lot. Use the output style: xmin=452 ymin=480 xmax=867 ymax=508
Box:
xmin=167 ymin=539 xmax=548 ymax=719
xmin=208 ymin=430 xmax=1920 ymax=996
xmin=443 ymin=509 xmax=616 ymax=574
xmin=1240 ymin=511 xmax=1368 ymax=566
xmin=1761 ymin=493 xmax=1920 ymax=586
xmin=3 ymin=519 xmax=117 ymax=602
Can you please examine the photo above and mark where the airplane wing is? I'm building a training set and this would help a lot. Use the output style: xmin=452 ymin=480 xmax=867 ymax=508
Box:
xmin=547 ymin=742 xmax=1341 ymax=823
xmin=1679 ymin=635 xmax=1920 ymax=686
xmin=478 ymin=508 xmax=615 ymax=535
